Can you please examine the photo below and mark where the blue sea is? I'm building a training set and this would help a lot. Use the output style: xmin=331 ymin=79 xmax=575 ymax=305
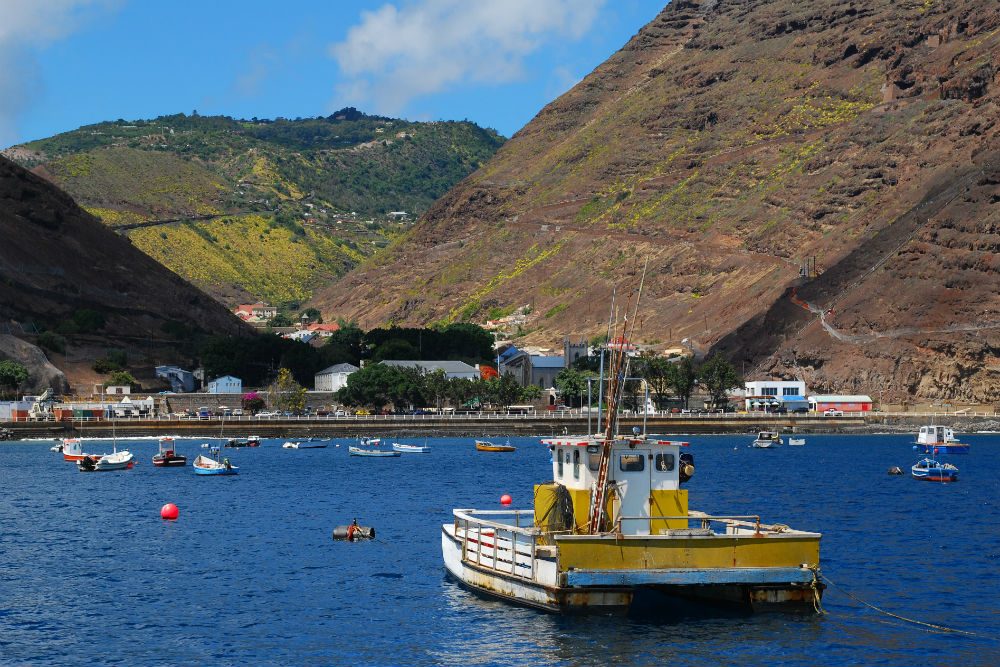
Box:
xmin=1 ymin=433 xmax=998 ymax=666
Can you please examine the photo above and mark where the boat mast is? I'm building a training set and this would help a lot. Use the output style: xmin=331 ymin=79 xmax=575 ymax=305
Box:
xmin=596 ymin=287 xmax=615 ymax=433
xmin=588 ymin=259 xmax=648 ymax=535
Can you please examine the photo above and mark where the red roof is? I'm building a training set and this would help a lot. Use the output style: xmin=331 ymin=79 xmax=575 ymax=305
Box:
xmin=306 ymin=323 xmax=340 ymax=332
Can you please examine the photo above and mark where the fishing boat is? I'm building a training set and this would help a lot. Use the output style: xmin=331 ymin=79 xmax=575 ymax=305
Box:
xmin=152 ymin=436 xmax=186 ymax=467
xmin=751 ymin=431 xmax=783 ymax=448
xmin=77 ymin=419 xmax=134 ymax=472
xmin=193 ymin=446 xmax=239 ymax=475
xmin=475 ymin=439 xmax=516 ymax=452
xmin=50 ymin=443 xmax=63 ymax=453
xmin=788 ymin=438 xmax=805 ymax=446
xmin=298 ymin=440 xmax=328 ymax=449
xmin=911 ymin=458 xmax=958 ymax=482
xmin=282 ymin=440 xmax=328 ymax=449
xmin=61 ymin=438 xmax=88 ymax=462
xmin=349 ymin=445 xmax=400 ymax=457
xmin=392 ymin=442 xmax=431 ymax=453
xmin=915 ymin=425 xmax=969 ymax=454
xmin=78 ymin=448 xmax=135 ymax=472
xmin=225 ymin=435 xmax=261 ymax=448
xmin=443 ymin=271 xmax=822 ymax=614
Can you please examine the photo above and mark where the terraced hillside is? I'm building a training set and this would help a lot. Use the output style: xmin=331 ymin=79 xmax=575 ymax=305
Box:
xmin=314 ymin=0 xmax=1000 ymax=403
xmin=5 ymin=111 xmax=503 ymax=308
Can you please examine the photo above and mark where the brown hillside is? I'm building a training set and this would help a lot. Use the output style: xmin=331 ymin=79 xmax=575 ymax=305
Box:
xmin=313 ymin=0 xmax=1000 ymax=403
xmin=0 ymin=155 xmax=251 ymax=390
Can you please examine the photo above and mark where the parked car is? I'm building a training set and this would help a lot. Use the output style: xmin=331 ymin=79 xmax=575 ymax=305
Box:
xmin=823 ymin=409 xmax=844 ymax=416
xmin=792 ymin=407 xmax=809 ymax=414
xmin=255 ymin=411 xmax=279 ymax=418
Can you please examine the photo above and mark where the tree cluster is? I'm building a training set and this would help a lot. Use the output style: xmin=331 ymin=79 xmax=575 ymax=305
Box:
xmin=196 ymin=322 xmax=496 ymax=390
xmin=559 ymin=351 xmax=740 ymax=410
xmin=337 ymin=366 xmax=538 ymax=412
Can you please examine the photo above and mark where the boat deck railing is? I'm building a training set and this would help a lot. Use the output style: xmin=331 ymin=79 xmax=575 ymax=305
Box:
xmin=453 ymin=509 xmax=545 ymax=583
xmin=451 ymin=508 xmax=816 ymax=582
xmin=612 ymin=512 xmax=811 ymax=537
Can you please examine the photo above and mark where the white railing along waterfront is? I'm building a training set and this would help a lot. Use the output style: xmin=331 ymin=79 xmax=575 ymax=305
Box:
xmin=8 ymin=410 xmax=999 ymax=423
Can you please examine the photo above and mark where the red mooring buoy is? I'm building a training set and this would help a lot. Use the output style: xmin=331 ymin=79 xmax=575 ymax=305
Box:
xmin=160 ymin=503 xmax=179 ymax=520
xmin=500 ymin=494 xmax=512 ymax=506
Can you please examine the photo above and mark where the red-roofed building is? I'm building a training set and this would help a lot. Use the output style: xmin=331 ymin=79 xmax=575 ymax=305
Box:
xmin=233 ymin=302 xmax=277 ymax=322
xmin=305 ymin=322 xmax=340 ymax=338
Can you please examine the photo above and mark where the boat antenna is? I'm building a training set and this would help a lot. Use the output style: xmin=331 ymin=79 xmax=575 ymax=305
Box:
xmin=589 ymin=259 xmax=649 ymax=534
xmin=596 ymin=286 xmax=616 ymax=433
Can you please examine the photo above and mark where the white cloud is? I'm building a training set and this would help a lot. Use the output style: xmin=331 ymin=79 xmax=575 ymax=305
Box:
xmin=0 ymin=0 xmax=115 ymax=147
xmin=329 ymin=0 xmax=605 ymax=115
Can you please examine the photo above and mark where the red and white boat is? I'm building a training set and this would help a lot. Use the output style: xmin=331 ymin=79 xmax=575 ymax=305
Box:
xmin=152 ymin=436 xmax=187 ymax=467
xmin=62 ymin=438 xmax=88 ymax=462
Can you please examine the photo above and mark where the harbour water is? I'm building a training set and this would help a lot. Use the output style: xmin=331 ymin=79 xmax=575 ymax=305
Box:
xmin=1 ymin=434 xmax=998 ymax=666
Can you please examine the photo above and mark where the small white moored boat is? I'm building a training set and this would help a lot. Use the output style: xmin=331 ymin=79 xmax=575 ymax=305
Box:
xmin=751 ymin=431 xmax=783 ymax=448
xmin=392 ymin=442 xmax=431 ymax=453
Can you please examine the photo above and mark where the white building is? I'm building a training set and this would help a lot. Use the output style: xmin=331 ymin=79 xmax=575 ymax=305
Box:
xmin=380 ymin=360 xmax=480 ymax=380
xmin=206 ymin=375 xmax=242 ymax=394
xmin=744 ymin=379 xmax=808 ymax=411
xmin=314 ymin=363 xmax=359 ymax=392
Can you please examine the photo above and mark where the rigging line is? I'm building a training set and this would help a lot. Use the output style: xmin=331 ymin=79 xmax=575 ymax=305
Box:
xmin=821 ymin=573 xmax=993 ymax=640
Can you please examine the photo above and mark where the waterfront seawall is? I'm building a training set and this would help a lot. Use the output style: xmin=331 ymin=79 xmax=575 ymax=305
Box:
xmin=3 ymin=413 xmax=997 ymax=439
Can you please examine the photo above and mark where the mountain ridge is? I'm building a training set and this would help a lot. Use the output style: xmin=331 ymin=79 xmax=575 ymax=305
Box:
xmin=312 ymin=0 xmax=1000 ymax=403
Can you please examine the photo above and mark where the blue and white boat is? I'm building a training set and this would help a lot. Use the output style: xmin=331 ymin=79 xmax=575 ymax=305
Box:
xmin=392 ymin=442 xmax=431 ymax=453
xmin=193 ymin=446 xmax=239 ymax=475
xmin=350 ymin=438 xmax=400 ymax=457
xmin=349 ymin=446 xmax=400 ymax=457
xmin=915 ymin=425 xmax=969 ymax=454
xmin=911 ymin=458 xmax=958 ymax=482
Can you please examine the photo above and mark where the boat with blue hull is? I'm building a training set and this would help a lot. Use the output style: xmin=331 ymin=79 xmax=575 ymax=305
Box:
xmin=916 ymin=425 xmax=969 ymax=454
xmin=392 ymin=442 xmax=431 ymax=453
xmin=193 ymin=447 xmax=239 ymax=475
xmin=350 ymin=438 xmax=400 ymax=457
xmin=911 ymin=458 xmax=958 ymax=482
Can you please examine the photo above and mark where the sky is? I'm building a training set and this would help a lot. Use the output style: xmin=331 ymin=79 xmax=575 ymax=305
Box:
xmin=0 ymin=0 xmax=666 ymax=148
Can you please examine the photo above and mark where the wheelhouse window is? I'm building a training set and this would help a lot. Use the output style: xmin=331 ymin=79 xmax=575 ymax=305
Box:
xmin=619 ymin=454 xmax=644 ymax=472
xmin=655 ymin=453 xmax=675 ymax=472
xmin=588 ymin=452 xmax=601 ymax=471
xmin=556 ymin=448 xmax=564 ymax=477
xmin=573 ymin=449 xmax=580 ymax=479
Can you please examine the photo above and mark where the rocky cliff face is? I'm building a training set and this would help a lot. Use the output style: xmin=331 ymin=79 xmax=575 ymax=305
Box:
xmin=312 ymin=0 xmax=1000 ymax=403
xmin=0 ymin=155 xmax=251 ymax=391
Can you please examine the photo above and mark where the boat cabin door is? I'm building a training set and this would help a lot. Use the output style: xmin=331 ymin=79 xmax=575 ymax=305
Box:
xmin=613 ymin=447 xmax=653 ymax=535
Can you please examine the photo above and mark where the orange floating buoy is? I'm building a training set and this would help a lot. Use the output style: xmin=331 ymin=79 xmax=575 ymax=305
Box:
xmin=160 ymin=503 xmax=179 ymax=520
xmin=500 ymin=494 xmax=512 ymax=506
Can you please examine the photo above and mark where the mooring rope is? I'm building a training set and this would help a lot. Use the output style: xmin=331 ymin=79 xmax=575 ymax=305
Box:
xmin=821 ymin=573 xmax=992 ymax=640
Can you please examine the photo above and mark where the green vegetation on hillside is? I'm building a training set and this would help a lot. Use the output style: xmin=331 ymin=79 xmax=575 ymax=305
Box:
xmin=11 ymin=109 xmax=504 ymax=308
